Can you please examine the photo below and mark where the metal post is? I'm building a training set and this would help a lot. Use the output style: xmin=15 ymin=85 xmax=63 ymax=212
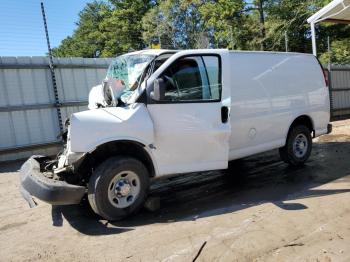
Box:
xmin=311 ymin=22 xmax=317 ymax=56
xmin=327 ymin=36 xmax=331 ymax=67
xmin=156 ymin=7 xmax=161 ymax=48
xmin=41 ymin=2 xmax=63 ymax=134
xmin=284 ymin=31 xmax=288 ymax=52
xmin=327 ymin=36 xmax=334 ymax=118
xmin=158 ymin=34 xmax=161 ymax=48
xmin=157 ymin=23 xmax=161 ymax=48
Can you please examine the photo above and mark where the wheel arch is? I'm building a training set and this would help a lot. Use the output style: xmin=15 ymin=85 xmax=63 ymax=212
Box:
xmin=286 ymin=115 xmax=315 ymax=140
xmin=78 ymin=140 xmax=157 ymax=180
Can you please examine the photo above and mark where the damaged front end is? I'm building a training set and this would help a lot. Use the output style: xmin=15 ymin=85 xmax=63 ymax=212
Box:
xmin=20 ymin=120 xmax=86 ymax=207
xmin=20 ymin=156 xmax=86 ymax=207
xmin=54 ymin=118 xmax=86 ymax=175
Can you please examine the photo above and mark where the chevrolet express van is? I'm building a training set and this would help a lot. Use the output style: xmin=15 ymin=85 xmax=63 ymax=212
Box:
xmin=20 ymin=49 xmax=331 ymax=220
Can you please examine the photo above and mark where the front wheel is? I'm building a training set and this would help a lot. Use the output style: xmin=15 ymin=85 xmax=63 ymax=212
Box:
xmin=279 ymin=125 xmax=312 ymax=167
xmin=88 ymin=156 xmax=149 ymax=220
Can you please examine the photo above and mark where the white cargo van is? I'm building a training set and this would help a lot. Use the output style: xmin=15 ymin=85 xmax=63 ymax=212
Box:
xmin=20 ymin=49 xmax=331 ymax=220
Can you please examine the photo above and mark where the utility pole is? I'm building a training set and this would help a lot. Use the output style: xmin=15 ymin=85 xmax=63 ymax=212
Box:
xmin=41 ymin=2 xmax=63 ymax=134
xmin=327 ymin=36 xmax=334 ymax=118
xmin=257 ymin=0 xmax=266 ymax=50
xmin=230 ymin=27 xmax=233 ymax=49
xmin=157 ymin=25 xmax=161 ymax=48
xmin=285 ymin=31 xmax=288 ymax=52
xmin=156 ymin=7 xmax=161 ymax=48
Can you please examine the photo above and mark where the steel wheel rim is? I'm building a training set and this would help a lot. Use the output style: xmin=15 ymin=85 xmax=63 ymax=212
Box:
xmin=293 ymin=133 xmax=308 ymax=158
xmin=107 ymin=171 xmax=141 ymax=208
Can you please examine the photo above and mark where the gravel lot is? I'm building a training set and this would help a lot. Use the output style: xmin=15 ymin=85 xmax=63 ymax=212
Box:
xmin=0 ymin=120 xmax=349 ymax=262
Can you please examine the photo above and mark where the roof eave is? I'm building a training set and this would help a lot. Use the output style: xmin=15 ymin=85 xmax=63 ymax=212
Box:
xmin=307 ymin=0 xmax=346 ymax=24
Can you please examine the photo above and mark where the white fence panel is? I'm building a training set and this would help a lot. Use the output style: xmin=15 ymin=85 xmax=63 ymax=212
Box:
xmin=0 ymin=56 xmax=112 ymax=161
xmin=330 ymin=66 xmax=350 ymax=119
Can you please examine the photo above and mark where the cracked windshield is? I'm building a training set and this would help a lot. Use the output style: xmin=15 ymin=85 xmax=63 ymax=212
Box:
xmin=106 ymin=54 xmax=155 ymax=102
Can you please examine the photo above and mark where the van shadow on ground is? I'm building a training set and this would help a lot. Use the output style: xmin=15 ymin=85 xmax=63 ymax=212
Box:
xmin=52 ymin=141 xmax=350 ymax=236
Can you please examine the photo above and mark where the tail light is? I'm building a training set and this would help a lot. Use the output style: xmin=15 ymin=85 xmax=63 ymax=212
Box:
xmin=323 ymin=68 xmax=329 ymax=87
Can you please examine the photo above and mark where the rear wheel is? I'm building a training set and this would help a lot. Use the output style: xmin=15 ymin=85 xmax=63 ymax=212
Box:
xmin=279 ymin=125 xmax=312 ymax=167
xmin=88 ymin=156 xmax=149 ymax=220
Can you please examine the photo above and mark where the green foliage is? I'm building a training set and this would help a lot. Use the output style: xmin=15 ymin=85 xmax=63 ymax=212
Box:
xmin=263 ymin=0 xmax=313 ymax=52
xmin=320 ymin=38 xmax=350 ymax=65
xmin=199 ymin=0 xmax=252 ymax=49
xmin=52 ymin=0 xmax=350 ymax=64
xmin=52 ymin=0 xmax=150 ymax=57
xmin=101 ymin=0 xmax=152 ymax=55
xmin=142 ymin=0 xmax=206 ymax=49
xmin=52 ymin=1 xmax=112 ymax=57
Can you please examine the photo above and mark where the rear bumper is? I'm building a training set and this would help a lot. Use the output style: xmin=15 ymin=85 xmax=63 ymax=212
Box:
xmin=20 ymin=156 xmax=85 ymax=206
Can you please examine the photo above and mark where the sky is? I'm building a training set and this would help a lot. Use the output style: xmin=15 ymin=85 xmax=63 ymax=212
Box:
xmin=0 ymin=0 xmax=92 ymax=56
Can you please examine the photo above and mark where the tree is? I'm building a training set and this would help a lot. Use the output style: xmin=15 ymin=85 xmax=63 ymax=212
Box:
xmin=199 ymin=0 xmax=251 ymax=49
xmin=52 ymin=0 xmax=151 ymax=57
xmin=261 ymin=0 xmax=314 ymax=53
xmin=52 ymin=1 xmax=112 ymax=57
xmin=52 ymin=0 xmax=350 ymax=64
xmin=320 ymin=37 xmax=350 ymax=65
xmin=244 ymin=0 xmax=267 ymax=50
xmin=261 ymin=0 xmax=345 ymax=54
xmin=142 ymin=0 xmax=206 ymax=49
xmin=101 ymin=0 xmax=152 ymax=55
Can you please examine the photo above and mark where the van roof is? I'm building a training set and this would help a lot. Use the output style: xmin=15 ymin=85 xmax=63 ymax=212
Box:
xmin=122 ymin=49 xmax=315 ymax=57
xmin=229 ymin=50 xmax=315 ymax=57
xmin=125 ymin=49 xmax=177 ymax=56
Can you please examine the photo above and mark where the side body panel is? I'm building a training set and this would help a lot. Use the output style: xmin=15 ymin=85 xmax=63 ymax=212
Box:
xmin=228 ymin=52 xmax=330 ymax=160
xmin=147 ymin=103 xmax=230 ymax=175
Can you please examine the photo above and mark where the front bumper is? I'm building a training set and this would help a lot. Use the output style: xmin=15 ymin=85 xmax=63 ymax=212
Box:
xmin=20 ymin=156 xmax=86 ymax=206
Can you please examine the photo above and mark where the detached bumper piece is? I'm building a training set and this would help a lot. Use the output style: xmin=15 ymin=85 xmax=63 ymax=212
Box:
xmin=20 ymin=156 xmax=85 ymax=206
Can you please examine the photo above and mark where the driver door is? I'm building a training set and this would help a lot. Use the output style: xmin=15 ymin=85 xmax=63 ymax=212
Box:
xmin=147 ymin=53 xmax=231 ymax=176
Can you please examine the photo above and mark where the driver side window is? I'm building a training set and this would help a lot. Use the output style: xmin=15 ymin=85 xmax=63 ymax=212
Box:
xmin=160 ymin=55 xmax=221 ymax=102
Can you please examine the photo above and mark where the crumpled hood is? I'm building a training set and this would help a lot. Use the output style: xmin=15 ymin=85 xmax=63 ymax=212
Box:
xmin=69 ymin=104 xmax=154 ymax=153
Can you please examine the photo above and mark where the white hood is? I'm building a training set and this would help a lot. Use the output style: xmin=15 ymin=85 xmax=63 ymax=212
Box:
xmin=69 ymin=104 xmax=154 ymax=153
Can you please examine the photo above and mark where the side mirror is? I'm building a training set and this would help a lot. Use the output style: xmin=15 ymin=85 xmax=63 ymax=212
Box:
xmin=150 ymin=78 xmax=165 ymax=101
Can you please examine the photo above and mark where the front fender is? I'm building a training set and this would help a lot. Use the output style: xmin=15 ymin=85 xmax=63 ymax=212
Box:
xmin=69 ymin=104 xmax=154 ymax=153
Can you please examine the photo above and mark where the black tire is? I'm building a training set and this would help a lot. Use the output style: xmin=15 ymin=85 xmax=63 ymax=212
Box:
xmin=279 ymin=125 xmax=312 ymax=167
xmin=88 ymin=156 xmax=149 ymax=221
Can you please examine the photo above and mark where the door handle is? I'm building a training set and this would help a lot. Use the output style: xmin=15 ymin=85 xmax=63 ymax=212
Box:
xmin=221 ymin=106 xmax=229 ymax=123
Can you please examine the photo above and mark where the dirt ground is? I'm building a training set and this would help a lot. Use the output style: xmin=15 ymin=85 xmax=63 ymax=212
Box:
xmin=0 ymin=120 xmax=350 ymax=262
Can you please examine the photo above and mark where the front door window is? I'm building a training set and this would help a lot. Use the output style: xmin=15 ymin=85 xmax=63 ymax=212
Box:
xmin=158 ymin=55 xmax=221 ymax=102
